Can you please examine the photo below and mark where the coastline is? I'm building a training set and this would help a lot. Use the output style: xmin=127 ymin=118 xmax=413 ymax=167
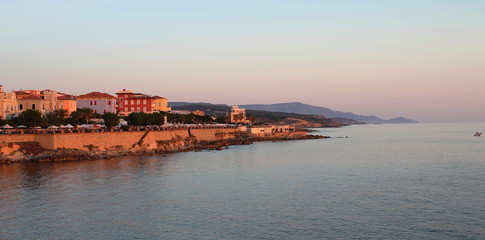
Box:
xmin=0 ymin=130 xmax=328 ymax=164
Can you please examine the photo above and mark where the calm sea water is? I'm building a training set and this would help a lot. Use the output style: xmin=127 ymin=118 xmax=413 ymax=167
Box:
xmin=1 ymin=123 xmax=484 ymax=239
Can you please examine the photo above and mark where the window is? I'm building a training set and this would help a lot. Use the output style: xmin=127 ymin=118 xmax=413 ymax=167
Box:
xmin=119 ymin=103 xmax=123 ymax=108
xmin=137 ymin=107 xmax=140 ymax=112
xmin=108 ymin=101 xmax=111 ymax=105
xmin=143 ymin=100 xmax=146 ymax=104
xmin=120 ymin=97 xmax=123 ymax=102
xmin=94 ymin=101 xmax=97 ymax=105
xmin=131 ymin=107 xmax=134 ymax=111
xmin=131 ymin=100 xmax=134 ymax=105
xmin=90 ymin=101 xmax=92 ymax=105
xmin=137 ymin=100 xmax=140 ymax=105
xmin=143 ymin=107 xmax=146 ymax=112
xmin=19 ymin=104 xmax=23 ymax=110
xmin=125 ymin=107 xmax=128 ymax=111
xmin=32 ymin=104 xmax=36 ymax=109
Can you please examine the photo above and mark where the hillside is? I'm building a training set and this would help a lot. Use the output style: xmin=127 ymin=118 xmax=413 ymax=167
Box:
xmin=171 ymin=103 xmax=357 ymax=127
xmin=240 ymin=102 xmax=418 ymax=124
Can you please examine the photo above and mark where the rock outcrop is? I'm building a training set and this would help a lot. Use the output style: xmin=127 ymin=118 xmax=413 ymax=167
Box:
xmin=0 ymin=132 xmax=328 ymax=164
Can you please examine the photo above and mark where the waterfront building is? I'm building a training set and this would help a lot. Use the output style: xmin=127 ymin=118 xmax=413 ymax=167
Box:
xmin=17 ymin=94 xmax=48 ymax=114
xmin=271 ymin=125 xmax=294 ymax=134
xmin=116 ymin=89 xmax=155 ymax=116
xmin=248 ymin=125 xmax=294 ymax=136
xmin=76 ymin=92 xmax=117 ymax=114
xmin=248 ymin=126 xmax=273 ymax=136
xmin=153 ymin=96 xmax=171 ymax=112
xmin=57 ymin=94 xmax=77 ymax=114
xmin=16 ymin=89 xmax=77 ymax=115
xmin=230 ymin=106 xmax=250 ymax=124
xmin=0 ymin=85 xmax=18 ymax=119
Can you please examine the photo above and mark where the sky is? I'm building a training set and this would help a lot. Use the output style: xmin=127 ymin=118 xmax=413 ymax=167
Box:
xmin=1 ymin=0 xmax=484 ymax=122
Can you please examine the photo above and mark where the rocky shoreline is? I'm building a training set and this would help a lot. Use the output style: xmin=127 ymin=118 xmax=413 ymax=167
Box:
xmin=0 ymin=134 xmax=328 ymax=164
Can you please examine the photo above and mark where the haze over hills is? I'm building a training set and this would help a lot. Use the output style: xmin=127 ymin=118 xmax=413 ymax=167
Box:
xmin=239 ymin=102 xmax=418 ymax=124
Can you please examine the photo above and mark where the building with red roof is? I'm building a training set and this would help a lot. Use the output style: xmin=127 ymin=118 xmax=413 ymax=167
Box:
xmin=76 ymin=92 xmax=117 ymax=114
xmin=17 ymin=93 xmax=48 ymax=114
xmin=116 ymin=89 xmax=155 ymax=116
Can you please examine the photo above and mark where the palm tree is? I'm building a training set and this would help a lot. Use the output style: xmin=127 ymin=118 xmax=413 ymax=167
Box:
xmin=77 ymin=108 xmax=95 ymax=124
xmin=53 ymin=109 xmax=68 ymax=119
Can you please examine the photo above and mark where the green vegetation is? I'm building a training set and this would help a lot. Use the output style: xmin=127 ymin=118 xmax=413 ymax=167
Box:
xmin=2 ymin=109 xmax=124 ymax=128
xmin=126 ymin=112 xmax=165 ymax=126
xmin=103 ymin=112 xmax=120 ymax=128
xmin=18 ymin=109 xmax=43 ymax=128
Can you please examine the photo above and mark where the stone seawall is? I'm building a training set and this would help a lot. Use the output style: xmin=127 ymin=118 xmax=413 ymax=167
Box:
xmin=0 ymin=128 xmax=238 ymax=151
xmin=0 ymin=127 xmax=293 ymax=150
xmin=0 ymin=135 xmax=35 ymax=143
xmin=0 ymin=128 xmax=321 ymax=164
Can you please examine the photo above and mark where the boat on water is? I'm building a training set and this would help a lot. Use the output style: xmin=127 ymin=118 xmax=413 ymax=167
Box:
xmin=474 ymin=132 xmax=483 ymax=137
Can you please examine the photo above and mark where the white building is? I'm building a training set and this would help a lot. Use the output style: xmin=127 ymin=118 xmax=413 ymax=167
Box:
xmin=248 ymin=125 xmax=295 ymax=136
xmin=76 ymin=92 xmax=117 ymax=114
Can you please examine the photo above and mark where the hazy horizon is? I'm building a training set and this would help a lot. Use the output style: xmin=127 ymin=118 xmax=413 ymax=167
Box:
xmin=1 ymin=1 xmax=484 ymax=123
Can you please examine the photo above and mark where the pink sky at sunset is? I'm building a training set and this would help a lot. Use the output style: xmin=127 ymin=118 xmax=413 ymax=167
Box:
xmin=1 ymin=0 xmax=484 ymax=122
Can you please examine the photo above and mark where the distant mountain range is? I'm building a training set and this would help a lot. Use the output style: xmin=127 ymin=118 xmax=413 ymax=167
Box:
xmin=239 ymin=102 xmax=418 ymax=124
xmin=171 ymin=102 xmax=418 ymax=124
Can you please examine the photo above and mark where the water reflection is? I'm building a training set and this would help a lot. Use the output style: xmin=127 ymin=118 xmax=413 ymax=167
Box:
xmin=1 ymin=123 xmax=484 ymax=239
xmin=0 ymin=155 xmax=173 ymax=194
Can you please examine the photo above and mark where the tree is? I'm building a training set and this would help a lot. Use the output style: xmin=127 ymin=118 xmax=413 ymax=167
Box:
xmin=45 ymin=113 xmax=62 ymax=126
xmin=140 ymin=112 xmax=154 ymax=125
xmin=18 ymin=109 xmax=43 ymax=128
xmin=152 ymin=112 xmax=165 ymax=125
xmin=68 ymin=111 xmax=83 ymax=125
xmin=53 ymin=109 xmax=68 ymax=119
xmin=246 ymin=114 xmax=256 ymax=123
xmin=77 ymin=108 xmax=95 ymax=124
xmin=127 ymin=112 xmax=144 ymax=126
xmin=215 ymin=116 xmax=228 ymax=124
xmin=103 ymin=112 xmax=120 ymax=128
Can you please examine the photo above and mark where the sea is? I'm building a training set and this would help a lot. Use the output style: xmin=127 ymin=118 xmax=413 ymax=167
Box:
xmin=0 ymin=123 xmax=484 ymax=239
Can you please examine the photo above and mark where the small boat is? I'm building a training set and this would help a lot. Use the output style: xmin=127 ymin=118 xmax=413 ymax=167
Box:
xmin=474 ymin=132 xmax=483 ymax=137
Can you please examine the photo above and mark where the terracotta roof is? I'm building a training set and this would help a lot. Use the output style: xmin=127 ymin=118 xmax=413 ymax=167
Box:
xmin=14 ymin=91 xmax=32 ymax=96
xmin=77 ymin=92 xmax=116 ymax=99
xmin=18 ymin=95 xmax=43 ymax=100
